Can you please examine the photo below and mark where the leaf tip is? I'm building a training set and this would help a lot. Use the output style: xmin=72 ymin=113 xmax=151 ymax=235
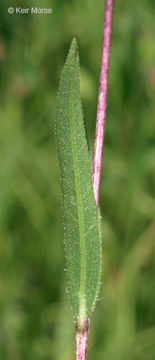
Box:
xmin=71 ymin=35 xmax=79 ymax=58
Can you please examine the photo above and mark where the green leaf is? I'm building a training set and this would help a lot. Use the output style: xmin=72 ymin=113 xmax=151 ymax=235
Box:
xmin=55 ymin=37 xmax=101 ymax=322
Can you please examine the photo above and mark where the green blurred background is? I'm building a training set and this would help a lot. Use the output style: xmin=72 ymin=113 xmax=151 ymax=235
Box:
xmin=0 ymin=0 xmax=155 ymax=359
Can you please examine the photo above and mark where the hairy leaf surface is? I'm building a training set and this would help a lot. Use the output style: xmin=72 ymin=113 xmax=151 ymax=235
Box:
xmin=55 ymin=38 xmax=101 ymax=321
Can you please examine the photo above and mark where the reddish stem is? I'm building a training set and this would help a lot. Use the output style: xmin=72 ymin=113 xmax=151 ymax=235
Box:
xmin=76 ymin=320 xmax=89 ymax=360
xmin=92 ymin=0 xmax=114 ymax=206
xmin=76 ymin=330 xmax=88 ymax=360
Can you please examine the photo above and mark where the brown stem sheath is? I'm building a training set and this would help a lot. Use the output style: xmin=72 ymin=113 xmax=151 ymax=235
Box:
xmin=92 ymin=0 xmax=114 ymax=206
xmin=76 ymin=0 xmax=114 ymax=359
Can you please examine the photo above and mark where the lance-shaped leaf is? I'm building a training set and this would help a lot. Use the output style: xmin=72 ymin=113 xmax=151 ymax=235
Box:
xmin=55 ymin=38 xmax=101 ymax=323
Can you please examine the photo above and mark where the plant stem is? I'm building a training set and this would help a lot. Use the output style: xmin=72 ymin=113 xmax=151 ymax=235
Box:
xmin=76 ymin=320 xmax=89 ymax=360
xmin=76 ymin=0 xmax=114 ymax=359
xmin=92 ymin=0 xmax=114 ymax=206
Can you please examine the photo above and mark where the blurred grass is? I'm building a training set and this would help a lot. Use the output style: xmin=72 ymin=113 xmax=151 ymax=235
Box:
xmin=0 ymin=0 xmax=155 ymax=359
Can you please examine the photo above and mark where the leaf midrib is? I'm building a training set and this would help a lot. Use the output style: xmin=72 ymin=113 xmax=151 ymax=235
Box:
xmin=69 ymin=59 xmax=86 ymax=320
